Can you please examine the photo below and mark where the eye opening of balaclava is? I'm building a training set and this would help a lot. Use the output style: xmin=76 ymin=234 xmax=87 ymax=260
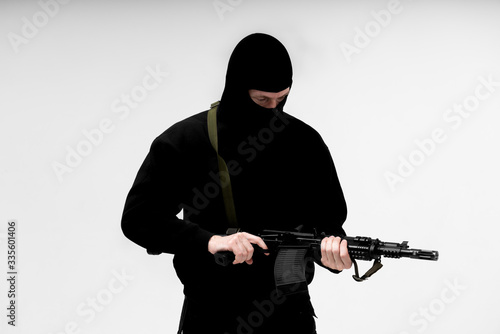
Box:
xmin=219 ymin=33 xmax=293 ymax=121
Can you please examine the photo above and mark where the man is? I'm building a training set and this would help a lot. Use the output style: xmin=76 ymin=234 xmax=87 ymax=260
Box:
xmin=121 ymin=33 xmax=351 ymax=334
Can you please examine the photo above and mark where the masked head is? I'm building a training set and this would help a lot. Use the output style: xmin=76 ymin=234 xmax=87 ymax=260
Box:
xmin=220 ymin=33 xmax=293 ymax=119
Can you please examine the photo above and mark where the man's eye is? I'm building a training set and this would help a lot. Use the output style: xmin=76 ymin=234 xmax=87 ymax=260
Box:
xmin=257 ymin=97 xmax=267 ymax=102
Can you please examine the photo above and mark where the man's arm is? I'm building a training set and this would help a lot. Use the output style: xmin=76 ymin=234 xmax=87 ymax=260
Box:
xmin=309 ymin=138 xmax=350 ymax=272
xmin=121 ymin=136 xmax=214 ymax=255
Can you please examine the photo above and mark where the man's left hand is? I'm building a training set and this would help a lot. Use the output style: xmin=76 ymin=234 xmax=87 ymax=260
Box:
xmin=320 ymin=236 xmax=352 ymax=271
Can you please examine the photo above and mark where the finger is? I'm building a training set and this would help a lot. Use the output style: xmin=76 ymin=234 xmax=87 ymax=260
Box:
xmin=244 ymin=234 xmax=269 ymax=254
xmin=233 ymin=233 xmax=254 ymax=265
xmin=328 ymin=237 xmax=338 ymax=266
xmin=331 ymin=237 xmax=344 ymax=270
xmin=243 ymin=233 xmax=267 ymax=248
xmin=320 ymin=237 xmax=327 ymax=266
xmin=239 ymin=234 xmax=255 ymax=262
xmin=231 ymin=235 xmax=248 ymax=264
xmin=340 ymin=239 xmax=352 ymax=269
xmin=235 ymin=242 xmax=249 ymax=264
xmin=321 ymin=236 xmax=334 ymax=267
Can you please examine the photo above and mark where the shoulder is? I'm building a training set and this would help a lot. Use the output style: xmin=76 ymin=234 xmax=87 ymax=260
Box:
xmin=152 ymin=110 xmax=210 ymax=152
xmin=281 ymin=112 xmax=328 ymax=147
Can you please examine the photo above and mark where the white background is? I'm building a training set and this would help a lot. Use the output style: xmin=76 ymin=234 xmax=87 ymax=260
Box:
xmin=1 ymin=0 xmax=500 ymax=333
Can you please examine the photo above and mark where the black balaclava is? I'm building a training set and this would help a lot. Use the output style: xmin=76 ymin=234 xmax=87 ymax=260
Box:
xmin=218 ymin=33 xmax=293 ymax=128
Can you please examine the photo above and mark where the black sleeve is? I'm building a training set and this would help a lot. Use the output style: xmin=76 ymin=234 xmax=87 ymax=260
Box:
xmin=121 ymin=136 xmax=214 ymax=255
xmin=322 ymin=149 xmax=347 ymax=237
xmin=312 ymin=141 xmax=348 ymax=274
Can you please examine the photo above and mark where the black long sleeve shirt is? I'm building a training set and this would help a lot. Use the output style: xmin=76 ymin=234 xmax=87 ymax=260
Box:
xmin=121 ymin=106 xmax=347 ymax=302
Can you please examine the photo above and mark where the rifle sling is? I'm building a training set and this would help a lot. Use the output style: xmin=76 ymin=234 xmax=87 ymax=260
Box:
xmin=178 ymin=102 xmax=240 ymax=333
xmin=207 ymin=101 xmax=239 ymax=233
xmin=352 ymin=258 xmax=383 ymax=282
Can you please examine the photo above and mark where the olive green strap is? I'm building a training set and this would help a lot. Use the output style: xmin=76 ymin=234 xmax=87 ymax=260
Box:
xmin=352 ymin=258 xmax=383 ymax=282
xmin=207 ymin=101 xmax=239 ymax=232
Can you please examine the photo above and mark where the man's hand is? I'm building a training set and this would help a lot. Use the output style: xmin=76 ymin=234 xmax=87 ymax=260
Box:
xmin=321 ymin=236 xmax=352 ymax=271
xmin=208 ymin=232 xmax=268 ymax=265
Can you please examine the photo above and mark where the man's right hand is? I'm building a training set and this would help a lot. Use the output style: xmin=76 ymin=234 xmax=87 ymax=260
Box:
xmin=208 ymin=232 xmax=268 ymax=265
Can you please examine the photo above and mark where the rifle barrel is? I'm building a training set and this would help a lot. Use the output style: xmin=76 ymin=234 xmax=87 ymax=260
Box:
xmin=400 ymin=248 xmax=439 ymax=261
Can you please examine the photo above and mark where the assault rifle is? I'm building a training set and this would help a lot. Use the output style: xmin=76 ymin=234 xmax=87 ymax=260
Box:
xmin=214 ymin=229 xmax=438 ymax=293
